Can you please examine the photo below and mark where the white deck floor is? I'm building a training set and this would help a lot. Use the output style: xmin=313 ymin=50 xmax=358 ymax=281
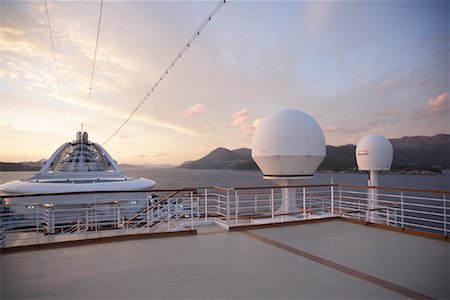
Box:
xmin=1 ymin=219 xmax=448 ymax=299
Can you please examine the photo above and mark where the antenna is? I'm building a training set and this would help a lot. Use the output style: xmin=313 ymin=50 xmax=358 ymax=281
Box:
xmin=356 ymin=134 xmax=393 ymax=223
xmin=252 ymin=109 xmax=326 ymax=215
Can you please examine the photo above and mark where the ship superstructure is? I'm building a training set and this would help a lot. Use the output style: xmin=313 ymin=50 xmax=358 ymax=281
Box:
xmin=0 ymin=131 xmax=156 ymax=209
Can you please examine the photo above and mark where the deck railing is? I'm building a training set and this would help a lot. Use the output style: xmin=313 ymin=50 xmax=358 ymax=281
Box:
xmin=0 ymin=184 xmax=448 ymax=247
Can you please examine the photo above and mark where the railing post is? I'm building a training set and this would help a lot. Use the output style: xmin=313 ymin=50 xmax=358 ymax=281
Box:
xmin=271 ymin=188 xmax=275 ymax=221
xmin=359 ymin=194 xmax=362 ymax=221
xmin=50 ymin=206 xmax=55 ymax=234
xmin=444 ymin=193 xmax=447 ymax=236
xmin=235 ymin=190 xmax=239 ymax=224
xmin=0 ymin=222 xmax=5 ymax=249
xmin=94 ymin=193 xmax=98 ymax=233
xmin=400 ymin=191 xmax=404 ymax=228
xmin=116 ymin=207 xmax=120 ymax=229
xmin=255 ymin=195 xmax=258 ymax=213
xmin=190 ymin=191 xmax=194 ymax=230
xmin=85 ymin=208 xmax=89 ymax=231
xmin=226 ymin=190 xmax=230 ymax=223
xmin=167 ymin=198 xmax=171 ymax=231
xmin=330 ymin=183 xmax=334 ymax=215
xmin=366 ymin=180 xmax=371 ymax=222
xmin=35 ymin=204 xmax=39 ymax=244
xmin=302 ymin=187 xmax=306 ymax=218
xmin=386 ymin=208 xmax=390 ymax=226
xmin=204 ymin=188 xmax=208 ymax=222
xmin=338 ymin=186 xmax=342 ymax=215
xmin=146 ymin=197 xmax=150 ymax=232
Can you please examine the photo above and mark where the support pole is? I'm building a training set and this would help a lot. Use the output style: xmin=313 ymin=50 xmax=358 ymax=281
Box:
xmin=369 ymin=170 xmax=379 ymax=223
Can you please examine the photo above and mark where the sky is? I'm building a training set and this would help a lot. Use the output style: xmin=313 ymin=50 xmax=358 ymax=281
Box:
xmin=1 ymin=0 xmax=449 ymax=165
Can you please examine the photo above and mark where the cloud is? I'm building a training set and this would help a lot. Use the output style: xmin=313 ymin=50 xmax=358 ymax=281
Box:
xmin=427 ymin=92 xmax=448 ymax=111
xmin=182 ymin=102 xmax=206 ymax=117
xmin=253 ymin=118 xmax=262 ymax=128
xmin=323 ymin=126 xmax=340 ymax=133
xmin=229 ymin=109 xmax=250 ymax=128
xmin=229 ymin=109 xmax=260 ymax=137
xmin=375 ymin=78 xmax=395 ymax=92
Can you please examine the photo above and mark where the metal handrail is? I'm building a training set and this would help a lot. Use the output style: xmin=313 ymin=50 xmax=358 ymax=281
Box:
xmin=1 ymin=183 xmax=448 ymax=248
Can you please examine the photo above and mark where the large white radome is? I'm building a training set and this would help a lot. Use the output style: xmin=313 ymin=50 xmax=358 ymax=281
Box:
xmin=252 ymin=109 xmax=326 ymax=177
xmin=356 ymin=134 xmax=393 ymax=171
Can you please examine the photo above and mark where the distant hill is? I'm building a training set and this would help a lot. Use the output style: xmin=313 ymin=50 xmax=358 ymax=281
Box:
xmin=179 ymin=147 xmax=258 ymax=170
xmin=0 ymin=161 xmax=174 ymax=172
xmin=390 ymin=134 xmax=450 ymax=169
xmin=120 ymin=163 xmax=174 ymax=169
xmin=0 ymin=162 xmax=41 ymax=171
xmin=179 ymin=134 xmax=450 ymax=172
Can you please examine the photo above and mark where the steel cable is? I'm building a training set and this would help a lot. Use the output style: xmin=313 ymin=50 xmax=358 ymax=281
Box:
xmin=102 ymin=0 xmax=226 ymax=145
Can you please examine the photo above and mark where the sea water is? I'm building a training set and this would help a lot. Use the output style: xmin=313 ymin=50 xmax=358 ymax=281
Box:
xmin=1 ymin=168 xmax=448 ymax=191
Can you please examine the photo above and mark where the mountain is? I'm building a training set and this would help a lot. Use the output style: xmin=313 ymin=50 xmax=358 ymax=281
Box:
xmin=390 ymin=134 xmax=450 ymax=169
xmin=319 ymin=145 xmax=356 ymax=171
xmin=119 ymin=163 xmax=174 ymax=169
xmin=0 ymin=162 xmax=41 ymax=171
xmin=179 ymin=134 xmax=450 ymax=172
xmin=179 ymin=147 xmax=258 ymax=170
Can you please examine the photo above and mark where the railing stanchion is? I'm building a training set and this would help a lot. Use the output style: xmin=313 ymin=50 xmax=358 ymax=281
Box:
xmin=35 ymin=203 xmax=39 ymax=244
xmin=146 ymin=197 xmax=150 ymax=232
xmin=204 ymin=188 xmax=208 ymax=222
xmin=400 ymin=191 xmax=404 ymax=228
xmin=235 ymin=190 xmax=239 ymax=224
xmin=444 ymin=193 xmax=447 ymax=236
xmin=226 ymin=190 xmax=230 ymax=223
xmin=339 ymin=186 xmax=342 ymax=215
xmin=51 ymin=206 xmax=55 ymax=234
xmin=94 ymin=193 xmax=98 ymax=234
xmin=271 ymin=188 xmax=275 ymax=221
xmin=302 ymin=187 xmax=306 ymax=218
xmin=190 ymin=191 xmax=194 ymax=230
xmin=331 ymin=182 xmax=334 ymax=215
xmin=255 ymin=194 xmax=258 ymax=213
xmin=167 ymin=197 xmax=171 ymax=231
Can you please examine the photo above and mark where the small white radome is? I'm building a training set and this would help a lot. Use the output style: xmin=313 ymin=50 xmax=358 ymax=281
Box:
xmin=356 ymin=134 xmax=393 ymax=171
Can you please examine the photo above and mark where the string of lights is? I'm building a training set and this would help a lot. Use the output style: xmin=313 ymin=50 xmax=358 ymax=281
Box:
xmin=89 ymin=0 xmax=104 ymax=91
xmin=44 ymin=0 xmax=66 ymax=123
xmin=101 ymin=0 xmax=226 ymax=145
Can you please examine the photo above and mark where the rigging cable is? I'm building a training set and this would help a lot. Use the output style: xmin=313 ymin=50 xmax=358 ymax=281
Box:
xmin=44 ymin=0 xmax=67 ymax=124
xmin=82 ymin=0 xmax=104 ymax=127
xmin=101 ymin=0 xmax=226 ymax=145
xmin=89 ymin=0 xmax=104 ymax=91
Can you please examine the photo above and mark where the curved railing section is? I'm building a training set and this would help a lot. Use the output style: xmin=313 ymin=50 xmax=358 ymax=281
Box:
xmin=0 ymin=184 xmax=448 ymax=247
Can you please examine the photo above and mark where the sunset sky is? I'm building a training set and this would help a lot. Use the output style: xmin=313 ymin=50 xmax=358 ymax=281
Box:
xmin=1 ymin=0 xmax=449 ymax=165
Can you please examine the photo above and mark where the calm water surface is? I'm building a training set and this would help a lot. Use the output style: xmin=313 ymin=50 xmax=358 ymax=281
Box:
xmin=1 ymin=168 xmax=449 ymax=191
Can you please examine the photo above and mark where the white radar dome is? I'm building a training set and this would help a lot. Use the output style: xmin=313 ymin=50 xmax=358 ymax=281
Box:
xmin=252 ymin=109 xmax=326 ymax=177
xmin=356 ymin=134 xmax=393 ymax=171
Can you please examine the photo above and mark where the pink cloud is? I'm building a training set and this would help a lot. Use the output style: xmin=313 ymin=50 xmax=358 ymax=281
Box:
xmin=252 ymin=118 xmax=262 ymax=128
xmin=182 ymin=103 xmax=206 ymax=117
xmin=427 ymin=92 xmax=449 ymax=111
xmin=375 ymin=78 xmax=395 ymax=91
xmin=229 ymin=109 xmax=261 ymax=137
xmin=323 ymin=126 xmax=340 ymax=133
xmin=230 ymin=109 xmax=250 ymax=128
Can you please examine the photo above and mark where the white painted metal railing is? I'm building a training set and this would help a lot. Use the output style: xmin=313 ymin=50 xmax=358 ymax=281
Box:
xmin=0 ymin=184 xmax=448 ymax=247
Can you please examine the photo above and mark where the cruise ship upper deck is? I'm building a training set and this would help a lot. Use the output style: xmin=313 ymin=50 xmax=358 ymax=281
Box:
xmin=1 ymin=217 xmax=448 ymax=299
